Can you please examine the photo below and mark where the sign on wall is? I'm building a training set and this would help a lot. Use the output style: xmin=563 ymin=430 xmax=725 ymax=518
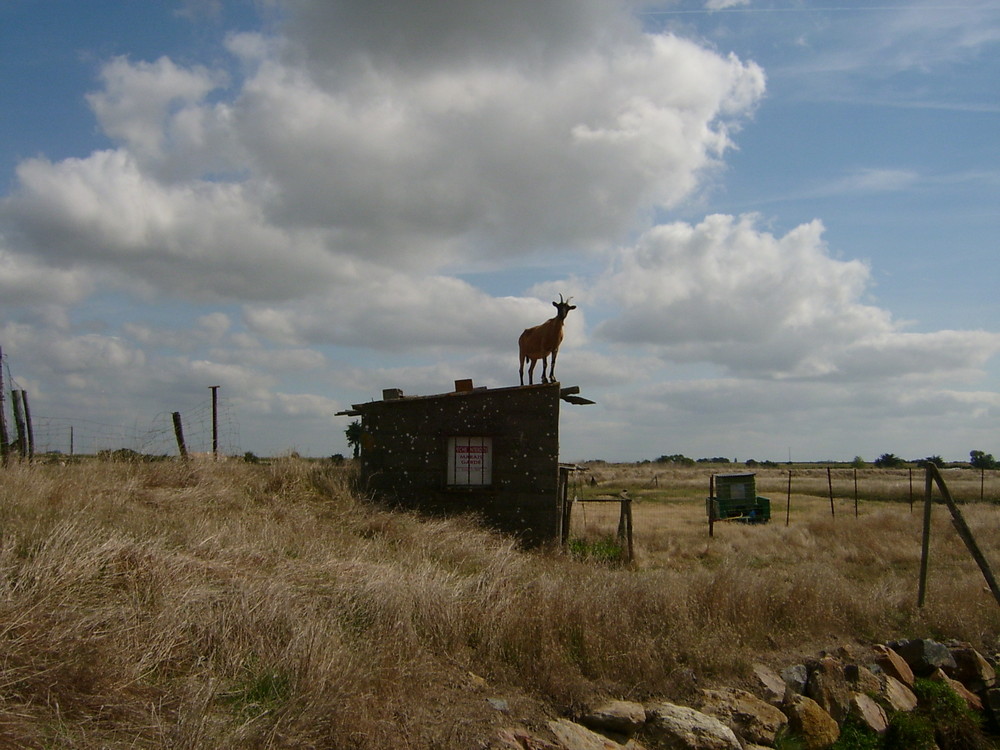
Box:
xmin=447 ymin=436 xmax=493 ymax=485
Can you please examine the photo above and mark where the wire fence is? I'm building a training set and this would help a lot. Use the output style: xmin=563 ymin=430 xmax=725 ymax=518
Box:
xmin=1 ymin=353 xmax=241 ymax=458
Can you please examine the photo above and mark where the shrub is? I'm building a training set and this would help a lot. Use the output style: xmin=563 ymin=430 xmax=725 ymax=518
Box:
xmin=832 ymin=716 xmax=881 ymax=749
xmin=911 ymin=678 xmax=988 ymax=750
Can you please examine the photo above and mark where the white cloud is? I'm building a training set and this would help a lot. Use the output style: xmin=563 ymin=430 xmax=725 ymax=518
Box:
xmin=705 ymin=0 xmax=750 ymax=10
xmin=87 ymin=56 xmax=233 ymax=178
xmin=3 ymin=150 xmax=350 ymax=301
xmin=0 ymin=246 xmax=93 ymax=307
xmin=592 ymin=213 xmax=1000 ymax=382
xmin=243 ymin=274 xmax=563 ymax=352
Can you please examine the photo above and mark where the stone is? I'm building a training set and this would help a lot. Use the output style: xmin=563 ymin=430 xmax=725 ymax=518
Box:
xmin=845 ymin=663 xmax=882 ymax=696
xmin=782 ymin=664 xmax=808 ymax=696
xmin=579 ymin=700 xmax=646 ymax=738
xmin=850 ymin=693 xmax=888 ymax=734
xmin=929 ymin=667 xmax=983 ymax=712
xmin=805 ymin=656 xmax=852 ymax=723
xmin=873 ymin=644 xmax=915 ymax=687
xmin=644 ymin=702 xmax=741 ymax=750
xmin=698 ymin=687 xmax=788 ymax=746
xmin=946 ymin=644 xmax=997 ymax=692
xmin=983 ymin=688 xmax=1000 ymax=732
xmin=889 ymin=638 xmax=957 ymax=677
xmin=881 ymin=674 xmax=918 ymax=713
xmin=548 ymin=718 xmax=643 ymax=750
xmin=496 ymin=727 xmax=561 ymax=750
xmin=782 ymin=695 xmax=840 ymax=750
xmin=751 ymin=663 xmax=787 ymax=705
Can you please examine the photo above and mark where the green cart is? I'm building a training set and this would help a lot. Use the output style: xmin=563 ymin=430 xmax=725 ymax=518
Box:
xmin=707 ymin=472 xmax=770 ymax=533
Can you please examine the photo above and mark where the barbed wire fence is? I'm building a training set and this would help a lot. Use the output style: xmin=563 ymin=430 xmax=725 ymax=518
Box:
xmin=1 ymin=348 xmax=241 ymax=459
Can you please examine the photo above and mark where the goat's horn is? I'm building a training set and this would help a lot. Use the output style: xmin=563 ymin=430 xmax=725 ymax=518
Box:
xmin=558 ymin=293 xmax=565 ymax=303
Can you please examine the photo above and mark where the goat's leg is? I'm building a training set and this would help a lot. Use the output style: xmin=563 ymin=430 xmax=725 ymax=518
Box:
xmin=527 ymin=358 xmax=537 ymax=385
xmin=540 ymin=356 xmax=549 ymax=384
xmin=549 ymin=348 xmax=559 ymax=384
xmin=519 ymin=356 xmax=525 ymax=386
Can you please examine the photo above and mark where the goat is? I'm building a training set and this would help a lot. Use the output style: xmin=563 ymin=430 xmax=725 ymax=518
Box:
xmin=518 ymin=294 xmax=576 ymax=385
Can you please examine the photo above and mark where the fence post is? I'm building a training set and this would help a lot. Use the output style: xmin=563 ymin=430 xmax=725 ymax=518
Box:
xmin=785 ymin=470 xmax=792 ymax=526
xmin=827 ymin=466 xmax=835 ymax=518
xmin=172 ymin=412 xmax=188 ymax=459
xmin=928 ymin=464 xmax=1000 ymax=608
xmin=918 ymin=468 xmax=933 ymax=607
xmin=20 ymin=390 xmax=34 ymax=460
xmin=0 ymin=345 xmax=8 ymax=466
xmin=11 ymin=389 xmax=26 ymax=459
xmin=708 ymin=474 xmax=715 ymax=537
xmin=209 ymin=385 xmax=220 ymax=459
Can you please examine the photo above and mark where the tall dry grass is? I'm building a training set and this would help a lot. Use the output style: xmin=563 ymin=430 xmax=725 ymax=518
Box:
xmin=0 ymin=458 xmax=998 ymax=748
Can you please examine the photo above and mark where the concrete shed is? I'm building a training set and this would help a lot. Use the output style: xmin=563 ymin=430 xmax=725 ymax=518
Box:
xmin=340 ymin=380 xmax=591 ymax=547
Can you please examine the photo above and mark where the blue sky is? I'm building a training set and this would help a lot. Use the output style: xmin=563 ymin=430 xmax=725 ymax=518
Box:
xmin=1 ymin=0 xmax=998 ymax=462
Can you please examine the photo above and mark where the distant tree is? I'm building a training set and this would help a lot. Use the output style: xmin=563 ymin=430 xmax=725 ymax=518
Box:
xmin=874 ymin=453 xmax=906 ymax=468
xmin=850 ymin=456 xmax=866 ymax=468
xmin=970 ymin=450 xmax=997 ymax=470
xmin=697 ymin=457 xmax=732 ymax=464
xmin=345 ymin=421 xmax=363 ymax=459
xmin=655 ymin=454 xmax=695 ymax=466
xmin=917 ymin=455 xmax=945 ymax=468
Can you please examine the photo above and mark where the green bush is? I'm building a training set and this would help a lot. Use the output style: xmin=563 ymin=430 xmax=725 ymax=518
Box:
xmin=911 ymin=678 xmax=988 ymax=750
xmin=832 ymin=716 xmax=881 ymax=750
xmin=567 ymin=535 xmax=625 ymax=563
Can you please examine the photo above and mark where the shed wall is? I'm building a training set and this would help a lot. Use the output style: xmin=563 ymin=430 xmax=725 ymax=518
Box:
xmin=356 ymin=383 xmax=562 ymax=546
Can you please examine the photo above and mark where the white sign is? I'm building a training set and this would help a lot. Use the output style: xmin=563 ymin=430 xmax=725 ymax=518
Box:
xmin=447 ymin=436 xmax=493 ymax=485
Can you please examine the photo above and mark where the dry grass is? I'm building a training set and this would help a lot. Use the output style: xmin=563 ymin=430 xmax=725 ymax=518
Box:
xmin=0 ymin=458 xmax=998 ymax=748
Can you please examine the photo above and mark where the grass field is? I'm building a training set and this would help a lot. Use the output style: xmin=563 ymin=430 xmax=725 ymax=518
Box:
xmin=0 ymin=457 xmax=998 ymax=748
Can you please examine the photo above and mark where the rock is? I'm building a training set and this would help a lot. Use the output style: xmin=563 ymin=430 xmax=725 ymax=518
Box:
xmin=805 ymin=656 xmax=852 ymax=723
xmin=983 ymin=687 xmax=1000 ymax=731
xmin=946 ymin=644 xmax=997 ymax=692
xmin=782 ymin=664 xmax=808 ymax=696
xmin=698 ymin=687 xmax=788 ymax=746
xmin=845 ymin=663 xmax=882 ymax=696
xmin=496 ymin=727 xmax=562 ymax=750
xmin=548 ymin=718 xmax=645 ymax=750
xmin=929 ymin=667 xmax=983 ymax=712
xmin=579 ymin=700 xmax=646 ymax=738
xmin=881 ymin=674 xmax=918 ymax=713
xmin=489 ymin=698 xmax=512 ymax=713
xmin=889 ymin=638 xmax=957 ymax=677
xmin=644 ymin=702 xmax=741 ymax=750
xmin=850 ymin=693 xmax=888 ymax=734
xmin=782 ymin=694 xmax=840 ymax=750
xmin=873 ymin=644 xmax=915 ymax=687
xmin=751 ymin=663 xmax=787 ymax=705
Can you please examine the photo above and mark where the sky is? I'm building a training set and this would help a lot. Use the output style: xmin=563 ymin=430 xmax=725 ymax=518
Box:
xmin=1 ymin=0 xmax=998 ymax=463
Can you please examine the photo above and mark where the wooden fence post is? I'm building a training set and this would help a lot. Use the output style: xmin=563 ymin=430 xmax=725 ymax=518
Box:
xmin=909 ymin=468 xmax=914 ymax=513
xmin=785 ymin=470 xmax=792 ymax=526
xmin=918 ymin=468 xmax=933 ymax=607
xmin=20 ymin=390 xmax=34 ymax=460
xmin=0 ymin=345 xmax=8 ymax=466
xmin=11 ymin=389 xmax=26 ymax=459
xmin=172 ymin=412 xmax=188 ymax=459
xmin=927 ymin=464 xmax=1000 ymax=608
xmin=827 ymin=466 xmax=835 ymax=518
xmin=708 ymin=474 xmax=715 ymax=537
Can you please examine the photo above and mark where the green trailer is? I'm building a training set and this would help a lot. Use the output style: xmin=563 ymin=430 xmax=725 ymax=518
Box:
xmin=706 ymin=472 xmax=770 ymax=528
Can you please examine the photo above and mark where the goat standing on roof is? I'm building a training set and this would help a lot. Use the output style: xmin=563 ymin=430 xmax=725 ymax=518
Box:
xmin=518 ymin=294 xmax=576 ymax=385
